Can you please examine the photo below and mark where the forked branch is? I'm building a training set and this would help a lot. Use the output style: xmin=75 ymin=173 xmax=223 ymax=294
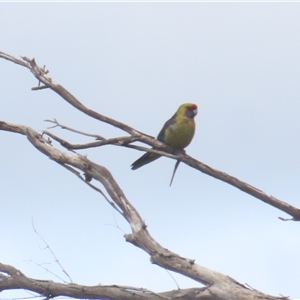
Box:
xmin=2 ymin=51 xmax=298 ymax=220
xmin=0 ymin=51 xmax=296 ymax=299
xmin=0 ymin=121 xmax=287 ymax=300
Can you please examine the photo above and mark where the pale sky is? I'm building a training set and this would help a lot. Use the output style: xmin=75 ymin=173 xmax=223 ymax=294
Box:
xmin=1 ymin=3 xmax=300 ymax=299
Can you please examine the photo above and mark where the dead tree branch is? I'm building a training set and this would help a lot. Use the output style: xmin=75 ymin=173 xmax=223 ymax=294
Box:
xmin=1 ymin=51 xmax=298 ymax=220
xmin=0 ymin=51 xmax=296 ymax=299
xmin=0 ymin=121 xmax=287 ymax=300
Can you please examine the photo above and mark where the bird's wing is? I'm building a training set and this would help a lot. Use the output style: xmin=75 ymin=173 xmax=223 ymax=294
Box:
xmin=157 ymin=115 xmax=176 ymax=142
xmin=131 ymin=152 xmax=160 ymax=170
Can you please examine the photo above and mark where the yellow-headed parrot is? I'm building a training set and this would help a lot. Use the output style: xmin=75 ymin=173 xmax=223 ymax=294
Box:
xmin=131 ymin=103 xmax=197 ymax=170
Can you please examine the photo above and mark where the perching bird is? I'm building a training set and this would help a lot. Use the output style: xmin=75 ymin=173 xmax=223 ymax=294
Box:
xmin=131 ymin=103 xmax=197 ymax=170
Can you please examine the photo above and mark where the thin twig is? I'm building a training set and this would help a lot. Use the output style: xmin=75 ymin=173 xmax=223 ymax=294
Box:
xmin=164 ymin=268 xmax=180 ymax=290
xmin=31 ymin=219 xmax=73 ymax=283
xmin=44 ymin=128 xmax=182 ymax=161
xmin=32 ymin=85 xmax=49 ymax=91
xmin=45 ymin=118 xmax=106 ymax=140
xmin=105 ymin=209 xmax=126 ymax=234
xmin=25 ymin=259 xmax=68 ymax=283
xmin=44 ymin=130 xmax=139 ymax=151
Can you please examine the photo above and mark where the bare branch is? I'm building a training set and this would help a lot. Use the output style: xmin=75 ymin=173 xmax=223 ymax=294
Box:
xmin=0 ymin=52 xmax=300 ymax=221
xmin=43 ymin=121 xmax=300 ymax=220
xmin=20 ymin=55 xmax=140 ymax=136
xmin=182 ymin=155 xmax=300 ymax=221
xmin=0 ymin=51 xmax=296 ymax=299
xmin=1 ymin=52 xmax=299 ymax=220
xmin=45 ymin=118 xmax=106 ymax=140
xmin=43 ymin=130 xmax=140 ymax=151
xmin=4 ymin=50 xmax=295 ymax=218
xmin=0 ymin=121 xmax=286 ymax=300
xmin=0 ymin=51 xmax=30 ymax=69
xmin=26 ymin=259 xmax=68 ymax=284
xmin=31 ymin=219 xmax=73 ymax=283
xmin=1 ymin=262 xmax=210 ymax=300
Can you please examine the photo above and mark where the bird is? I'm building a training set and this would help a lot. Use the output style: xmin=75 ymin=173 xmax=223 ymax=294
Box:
xmin=131 ymin=103 xmax=197 ymax=170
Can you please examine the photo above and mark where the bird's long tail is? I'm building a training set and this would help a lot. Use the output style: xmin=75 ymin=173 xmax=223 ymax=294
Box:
xmin=131 ymin=152 xmax=160 ymax=170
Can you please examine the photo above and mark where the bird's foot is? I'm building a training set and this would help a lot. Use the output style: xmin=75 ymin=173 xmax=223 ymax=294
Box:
xmin=172 ymin=148 xmax=186 ymax=155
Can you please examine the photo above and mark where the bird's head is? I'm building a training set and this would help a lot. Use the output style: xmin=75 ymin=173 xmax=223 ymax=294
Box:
xmin=178 ymin=103 xmax=198 ymax=119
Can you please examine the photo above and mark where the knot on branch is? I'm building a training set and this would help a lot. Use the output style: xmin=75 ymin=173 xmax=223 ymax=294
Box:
xmin=124 ymin=233 xmax=139 ymax=246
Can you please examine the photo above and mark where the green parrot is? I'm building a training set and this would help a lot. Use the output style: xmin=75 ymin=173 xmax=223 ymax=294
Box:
xmin=131 ymin=103 xmax=197 ymax=170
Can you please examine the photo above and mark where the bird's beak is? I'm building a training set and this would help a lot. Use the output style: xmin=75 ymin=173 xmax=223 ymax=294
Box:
xmin=193 ymin=109 xmax=198 ymax=116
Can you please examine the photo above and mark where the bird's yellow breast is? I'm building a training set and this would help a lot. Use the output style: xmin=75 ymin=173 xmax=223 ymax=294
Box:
xmin=164 ymin=117 xmax=195 ymax=149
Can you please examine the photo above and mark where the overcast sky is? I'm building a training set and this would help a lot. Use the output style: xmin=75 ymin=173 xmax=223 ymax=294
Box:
xmin=1 ymin=2 xmax=300 ymax=300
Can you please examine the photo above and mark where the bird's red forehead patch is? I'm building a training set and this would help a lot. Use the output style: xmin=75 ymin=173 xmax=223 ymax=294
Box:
xmin=189 ymin=104 xmax=197 ymax=110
